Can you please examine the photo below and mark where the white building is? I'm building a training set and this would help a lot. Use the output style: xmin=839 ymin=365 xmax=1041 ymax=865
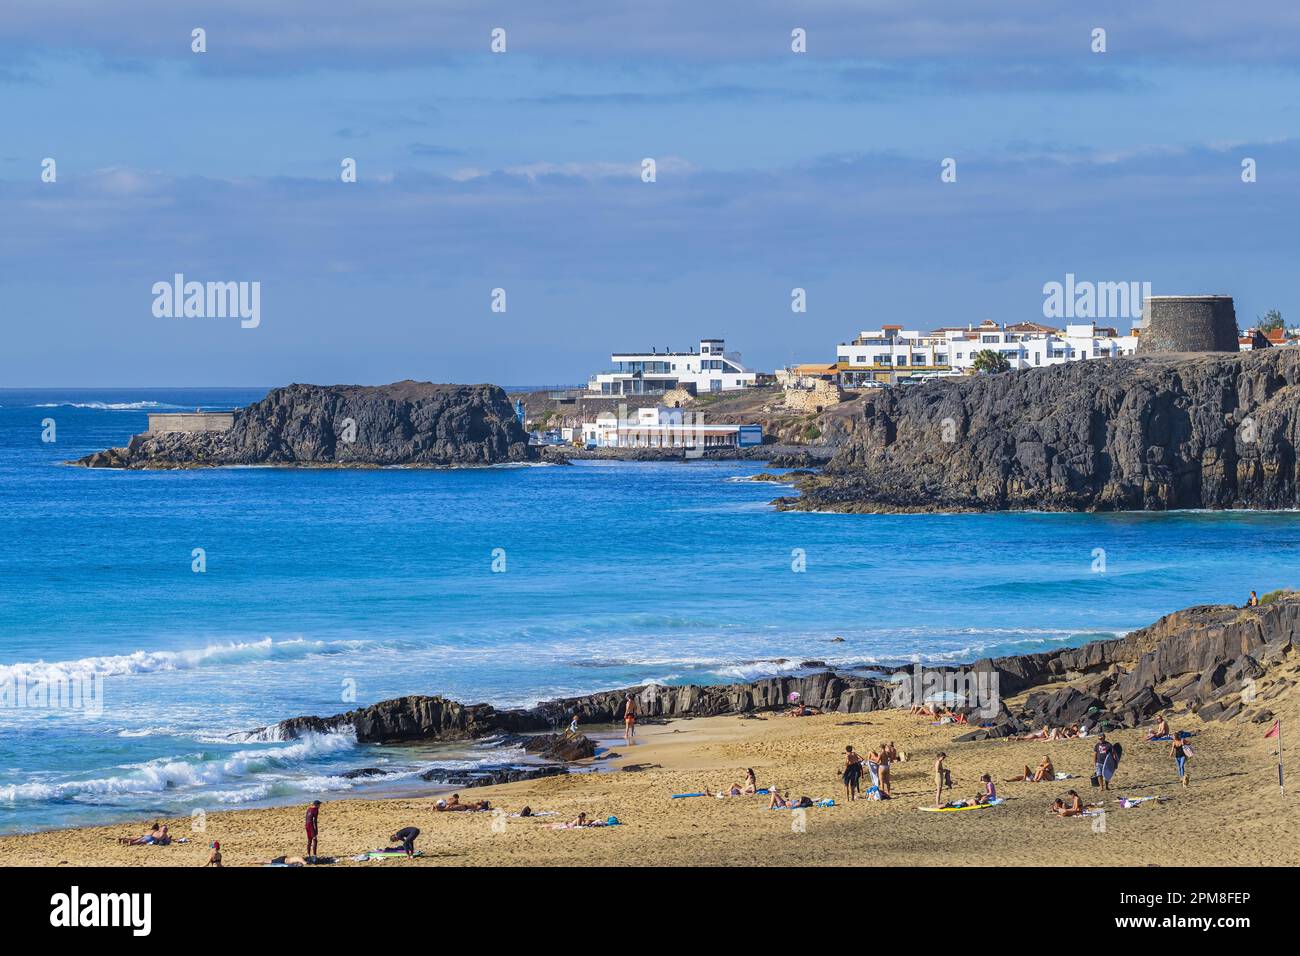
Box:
xmin=836 ymin=321 xmax=1138 ymax=385
xmin=582 ymin=406 xmax=763 ymax=449
xmin=587 ymin=338 xmax=757 ymax=396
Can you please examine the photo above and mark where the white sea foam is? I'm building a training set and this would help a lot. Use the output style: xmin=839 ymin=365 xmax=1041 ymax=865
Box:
xmin=0 ymin=730 xmax=356 ymax=804
xmin=0 ymin=637 xmax=373 ymax=685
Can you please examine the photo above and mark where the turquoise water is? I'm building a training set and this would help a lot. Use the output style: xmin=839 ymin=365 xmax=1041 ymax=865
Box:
xmin=3 ymin=387 xmax=1300 ymax=833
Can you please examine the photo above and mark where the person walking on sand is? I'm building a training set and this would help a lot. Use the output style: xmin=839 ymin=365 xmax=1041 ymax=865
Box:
xmin=1093 ymin=735 xmax=1117 ymax=791
xmin=933 ymin=752 xmax=952 ymax=807
xmin=1170 ymin=732 xmax=1192 ymax=787
xmin=623 ymin=695 xmax=637 ymax=744
xmin=842 ymin=745 xmax=863 ymax=801
xmin=305 ymin=799 xmax=321 ymax=858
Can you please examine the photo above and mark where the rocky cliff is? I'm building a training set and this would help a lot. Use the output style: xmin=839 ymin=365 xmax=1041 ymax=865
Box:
xmin=778 ymin=349 xmax=1300 ymax=513
xmin=74 ymin=381 xmax=535 ymax=468
xmin=245 ymin=594 xmax=1299 ymax=744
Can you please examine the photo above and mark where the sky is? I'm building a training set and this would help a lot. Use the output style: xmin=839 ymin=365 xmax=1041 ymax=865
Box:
xmin=2 ymin=1 xmax=1300 ymax=387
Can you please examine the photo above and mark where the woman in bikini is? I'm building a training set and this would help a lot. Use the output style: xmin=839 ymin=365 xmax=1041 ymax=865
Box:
xmin=877 ymin=742 xmax=893 ymax=797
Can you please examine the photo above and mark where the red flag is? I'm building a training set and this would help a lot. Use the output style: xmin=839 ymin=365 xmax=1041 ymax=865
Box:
xmin=1264 ymin=720 xmax=1280 ymax=739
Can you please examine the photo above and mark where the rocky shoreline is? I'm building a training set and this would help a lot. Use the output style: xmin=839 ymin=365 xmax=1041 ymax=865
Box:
xmin=247 ymin=594 xmax=1298 ymax=755
xmin=73 ymin=380 xmax=534 ymax=469
xmin=777 ymin=349 xmax=1300 ymax=513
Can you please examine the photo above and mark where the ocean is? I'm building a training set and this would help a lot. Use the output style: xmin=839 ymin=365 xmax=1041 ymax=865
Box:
xmin=3 ymin=386 xmax=1300 ymax=833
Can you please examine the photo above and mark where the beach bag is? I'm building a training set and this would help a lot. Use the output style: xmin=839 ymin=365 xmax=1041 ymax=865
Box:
xmin=797 ymin=796 xmax=814 ymax=808
xmin=1182 ymin=744 xmax=1194 ymax=758
xmin=1090 ymin=774 xmax=1100 ymax=788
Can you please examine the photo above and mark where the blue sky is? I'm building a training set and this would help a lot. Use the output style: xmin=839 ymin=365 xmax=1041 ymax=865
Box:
xmin=3 ymin=1 xmax=1300 ymax=386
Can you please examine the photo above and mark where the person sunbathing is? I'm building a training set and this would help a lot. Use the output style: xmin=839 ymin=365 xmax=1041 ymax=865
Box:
xmin=1032 ymin=757 xmax=1055 ymax=782
xmin=1051 ymin=790 xmax=1090 ymax=817
xmin=975 ymin=774 xmax=997 ymax=805
xmin=767 ymin=788 xmax=790 ymax=809
xmin=1011 ymin=726 xmax=1052 ymax=741
xmin=565 ymin=812 xmax=608 ymax=828
xmin=728 ymin=764 xmax=759 ymax=796
xmin=205 ymin=841 xmax=222 ymax=866
xmin=1144 ymin=716 xmax=1170 ymax=741
xmin=436 ymin=794 xmax=492 ymax=812
xmin=121 ymin=822 xmax=170 ymax=846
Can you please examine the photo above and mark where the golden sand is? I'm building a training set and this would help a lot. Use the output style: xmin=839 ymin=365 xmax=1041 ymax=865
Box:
xmin=2 ymin=671 xmax=1297 ymax=867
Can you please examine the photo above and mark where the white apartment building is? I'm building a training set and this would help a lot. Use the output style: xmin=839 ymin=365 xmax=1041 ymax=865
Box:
xmin=836 ymin=322 xmax=1138 ymax=384
xmin=582 ymin=406 xmax=763 ymax=449
xmin=587 ymin=338 xmax=757 ymax=396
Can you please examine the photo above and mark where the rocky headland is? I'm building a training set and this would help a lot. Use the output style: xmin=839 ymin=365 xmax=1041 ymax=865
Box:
xmin=246 ymin=593 xmax=1299 ymax=751
xmin=73 ymin=381 xmax=535 ymax=468
xmin=777 ymin=349 xmax=1300 ymax=513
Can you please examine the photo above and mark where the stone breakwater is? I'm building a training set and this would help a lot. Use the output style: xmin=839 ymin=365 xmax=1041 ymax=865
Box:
xmin=777 ymin=349 xmax=1300 ymax=513
xmin=247 ymin=595 xmax=1299 ymax=745
xmin=73 ymin=380 xmax=535 ymax=468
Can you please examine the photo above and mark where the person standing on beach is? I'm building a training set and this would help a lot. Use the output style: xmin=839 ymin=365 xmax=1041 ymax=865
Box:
xmin=305 ymin=799 xmax=321 ymax=858
xmin=842 ymin=746 xmax=863 ymax=801
xmin=1170 ymin=732 xmax=1191 ymax=787
xmin=623 ymin=695 xmax=637 ymax=744
xmin=1093 ymin=735 xmax=1116 ymax=791
xmin=933 ymin=753 xmax=951 ymax=807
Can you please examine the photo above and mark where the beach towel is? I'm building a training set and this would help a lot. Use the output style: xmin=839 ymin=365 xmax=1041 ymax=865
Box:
xmin=769 ymin=799 xmax=835 ymax=809
xmin=364 ymin=849 xmax=424 ymax=860
xmin=1118 ymin=796 xmax=1163 ymax=809
xmin=1053 ymin=772 xmax=1076 ymax=780
xmin=917 ymin=798 xmax=1004 ymax=812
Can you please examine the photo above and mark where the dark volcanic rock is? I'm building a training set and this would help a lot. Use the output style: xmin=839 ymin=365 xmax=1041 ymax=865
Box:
xmin=521 ymin=733 xmax=598 ymax=762
xmin=73 ymin=380 xmax=534 ymax=468
xmin=418 ymin=764 xmax=569 ymax=787
xmin=246 ymin=595 xmax=1300 ymax=746
xmin=783 ymin=350 xmax=1300 ymax=513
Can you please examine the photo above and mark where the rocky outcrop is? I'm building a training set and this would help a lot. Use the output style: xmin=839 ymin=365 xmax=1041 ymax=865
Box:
xmin=246 ymin=594 xmax=1299 ymax=747
xmin=780 ymin=349 xmax=1300 ymax=513
xmin=74 ymin=380 xmax=534 ymax=468
xmin=418 ymin=764 xmax=569 ymax=787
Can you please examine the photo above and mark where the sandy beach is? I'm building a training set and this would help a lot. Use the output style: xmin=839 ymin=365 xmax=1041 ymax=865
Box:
xmin=3 ymin=662 xmax=1297 ymax=868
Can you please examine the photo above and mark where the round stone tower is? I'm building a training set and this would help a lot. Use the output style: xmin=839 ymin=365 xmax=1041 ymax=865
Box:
xmin=1137 ymin=295 xmax=1238 ymax=353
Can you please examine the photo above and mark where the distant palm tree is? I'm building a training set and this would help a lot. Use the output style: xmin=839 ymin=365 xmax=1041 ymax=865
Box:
xmin=972 ymin=349 xmax=1011 ymax=374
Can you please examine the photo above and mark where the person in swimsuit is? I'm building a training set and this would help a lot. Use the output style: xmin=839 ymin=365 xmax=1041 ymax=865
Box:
xmin=877 ymin=742 xmax=892 ymax=797
xmin=767 ymin=788 xmax=790 ymax=809
xmin=205 ymin=841 xmax=222 ymax=867
xmin=623 ymin=695 xmax=636 ymax=743
xmin=933 ymin=753 xmax=951 ymax=807
xmin=1170 ymin=732 xmax=1191 ymax=787
xmin=305 ymin=800 xmax=320 ymax=857
xmin=1145 ymin=716 xmax=1170 ymax=740
xmin=975 ymin=774 xmax=997 ymax=805
xmin=842 ymin=745 xmax=863 ymax=801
